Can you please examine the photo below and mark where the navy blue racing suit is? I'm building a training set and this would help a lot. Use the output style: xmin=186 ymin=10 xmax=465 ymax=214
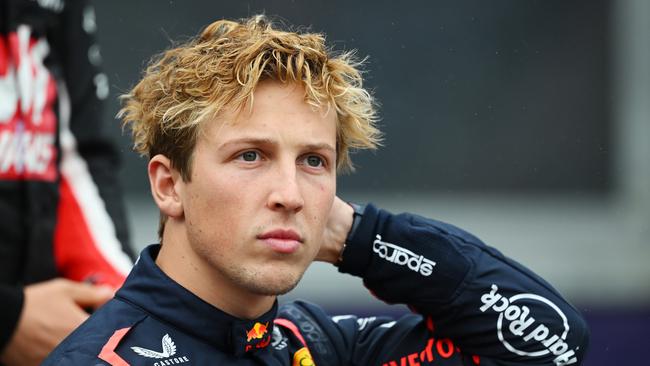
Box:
xmin=43 ymin=204 xmax=589 ymax=365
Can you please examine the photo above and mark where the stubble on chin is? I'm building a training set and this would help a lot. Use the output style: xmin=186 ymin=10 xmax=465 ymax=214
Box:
xmin=222 ymin=263 xmax=306 ymax=296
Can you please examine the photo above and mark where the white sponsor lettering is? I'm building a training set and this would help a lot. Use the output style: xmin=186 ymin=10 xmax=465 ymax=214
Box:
xmin=373 ymin=234 xmax=436 ymax=276
xmin=0 ymin=68 xmax=18 ymax=122
xmin=88 ymin=44 xmax=102 ymax=66
xmin=356 ymin=317 xmax=377 ymax=331
xmin=17 ymin=26 xmax=50 ymax=125
xmin=37 ymin=0 xmax=64 ymax=13
xmin=153 ymin=357 xmax=190 ymax=366
xmin=0 ymin=26 xmax=57 ymax=180
xmin=0 ymin=130 xmax=54 ymax=174
xmin=331 ymin=315 xmax=377 ymax=331
xmin=331 ymin=315 xmax=354 ymax=323
xmin=0 ymin=26 xmax=53 ymax=125
xmin=93 ymin=72 xmax=109 ymax=100
xmin=479 ymin=284 xmax=578 ymax=366
xmin=83 ymin=5 xmax=98 ymax=34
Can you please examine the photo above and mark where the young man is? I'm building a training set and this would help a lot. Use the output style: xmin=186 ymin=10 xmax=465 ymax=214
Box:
xmin=44 ymin=15 xmax=589 ymax=365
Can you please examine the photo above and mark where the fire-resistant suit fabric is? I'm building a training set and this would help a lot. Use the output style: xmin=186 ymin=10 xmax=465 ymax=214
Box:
xmin=0 ymin=0 xmax=134 ymax=353
xmin=43 ymin=204 xmax=589 ymax=365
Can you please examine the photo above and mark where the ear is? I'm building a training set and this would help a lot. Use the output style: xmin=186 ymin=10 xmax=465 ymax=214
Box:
xmin=148 ymin=154 xmax=184 ymax=218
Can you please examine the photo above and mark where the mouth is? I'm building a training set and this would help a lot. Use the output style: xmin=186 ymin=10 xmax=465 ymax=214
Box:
xmin=257 ymin=229 xmax=303 ymax=254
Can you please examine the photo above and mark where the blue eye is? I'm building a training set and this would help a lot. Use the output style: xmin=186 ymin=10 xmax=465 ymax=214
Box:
xmin=240 ymin=151 xmax=259 ymax=161
xmin=305 ymin=155 xmax=324 ymax=168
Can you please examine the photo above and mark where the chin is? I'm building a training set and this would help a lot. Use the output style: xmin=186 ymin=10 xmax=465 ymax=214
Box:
xmin=216 ymin=255 xmax=312 ymax=297
xmin=243 ymin=271 xmax=304 ymax=296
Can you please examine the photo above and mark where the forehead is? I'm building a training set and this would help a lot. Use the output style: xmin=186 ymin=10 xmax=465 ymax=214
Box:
xmin=200 ymin=81 xmax=337 ymax=145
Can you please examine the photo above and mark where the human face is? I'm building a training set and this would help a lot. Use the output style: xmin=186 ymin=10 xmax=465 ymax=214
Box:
xmin=178 ymin=81 xmax=337 ymax=296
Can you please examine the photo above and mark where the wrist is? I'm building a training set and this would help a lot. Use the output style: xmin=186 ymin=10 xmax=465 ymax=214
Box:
xmin=335 ymin=202 xmax=365 ymax=266
xmin=317 ymin=198 xmax=355 ymax=264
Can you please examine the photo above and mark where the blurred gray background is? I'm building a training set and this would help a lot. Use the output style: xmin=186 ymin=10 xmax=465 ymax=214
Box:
xmin=93 ymin=1 xmax=648 ymax=364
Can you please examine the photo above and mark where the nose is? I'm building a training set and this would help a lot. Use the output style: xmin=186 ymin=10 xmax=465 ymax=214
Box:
xmin=266 ymin=162 xmax=304 ymax=213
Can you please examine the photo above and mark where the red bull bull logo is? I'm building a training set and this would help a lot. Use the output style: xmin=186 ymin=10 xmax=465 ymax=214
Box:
xmin=245 ymin=322 xmax=271 ymax=352
xmin=246 ymin=322 xmax=269 ymax=342
xmin=244 ymin=322 xmax=272 ymax=352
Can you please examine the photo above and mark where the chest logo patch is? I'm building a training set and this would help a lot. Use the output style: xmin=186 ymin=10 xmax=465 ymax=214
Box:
xmin=246 ymin=322 xmax=269 ymax=342
xmin=131 ymin=334 xmax=177 ymax=359
xmin=244 ymin=322 xmax=272 ymax=352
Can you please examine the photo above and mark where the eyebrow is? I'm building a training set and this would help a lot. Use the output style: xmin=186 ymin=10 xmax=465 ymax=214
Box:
xmin=303 ymin=142 xmax=336 ymax=153
xmin=218 ymin=138 xmax=336 ymax=153
xmin=217 ymin=138 xmax=274 ymax=151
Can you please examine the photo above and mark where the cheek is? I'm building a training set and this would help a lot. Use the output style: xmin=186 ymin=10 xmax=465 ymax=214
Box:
xmin=310 ymin=182 xmax=336 ymax=225
xmin=186 ymin=176 xmax=241 ymax=227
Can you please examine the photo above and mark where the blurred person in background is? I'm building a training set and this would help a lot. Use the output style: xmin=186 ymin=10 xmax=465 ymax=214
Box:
xmin=0 ymin=0 xmax=134 ymax=365
xmin=45 ymin=15 xmax=588 ymax=366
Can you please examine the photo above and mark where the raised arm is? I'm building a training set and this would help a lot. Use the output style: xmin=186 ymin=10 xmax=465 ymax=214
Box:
xmin=283 ymin=198 xmax=589 ymax=365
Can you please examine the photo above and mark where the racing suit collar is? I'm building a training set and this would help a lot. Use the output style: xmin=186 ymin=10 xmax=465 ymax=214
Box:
xmin=115 ymin=244 xmax=278 ymax=356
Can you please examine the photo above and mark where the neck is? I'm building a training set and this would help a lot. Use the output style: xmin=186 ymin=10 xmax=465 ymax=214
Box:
xmin=156 ymin=223 xmax=275 ymax=319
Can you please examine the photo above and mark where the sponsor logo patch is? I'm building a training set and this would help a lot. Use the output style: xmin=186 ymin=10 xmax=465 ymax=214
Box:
xmin=381 ymin=337 xmax=480 ymax=366
xmin=373 ymin=234 xmax=436 ymax=276
xmin=479 ymin=284 xmax=579 ymax=365
xmin=0 ymin=26 xmax=57 ymax=181
xmin=246 ymin=322 xmax=269 ymax=342
xmin=130 ymin=334 xmax=190 ymax=365
xmin=245 ymin=322 xmax=271 ymax=352
xmin=293 ymin=347 xmax=315 ymax=366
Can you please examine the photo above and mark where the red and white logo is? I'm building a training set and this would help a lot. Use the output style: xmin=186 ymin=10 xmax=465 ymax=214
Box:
xmin=0 ymin=25 xmax=58 ymax=181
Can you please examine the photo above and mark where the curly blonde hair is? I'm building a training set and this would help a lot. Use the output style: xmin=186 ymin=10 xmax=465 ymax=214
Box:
xmin=120 ymin=15 xmax=381 ymax=182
